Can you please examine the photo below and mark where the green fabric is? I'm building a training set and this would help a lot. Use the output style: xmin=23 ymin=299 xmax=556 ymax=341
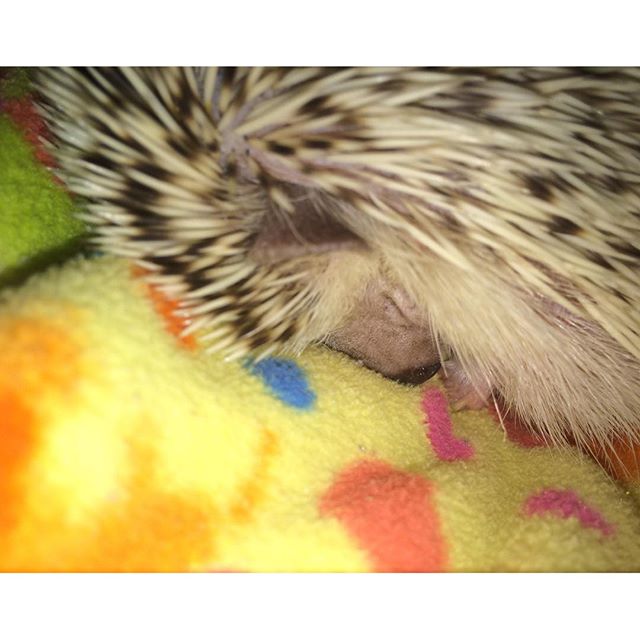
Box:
xmin=0 ymin=112 xmax=86 ymax=287
xmin=0 ymin=67 xmax=33 ymax=99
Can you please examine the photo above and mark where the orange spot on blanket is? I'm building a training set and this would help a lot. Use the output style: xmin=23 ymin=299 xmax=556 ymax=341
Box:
xmin=0 ymin=316 xmax=87 ymax=393
xmin=0 ymin=393 xmax=37 ymax=534
xmin=131 ymin=266 xmax=196 ymax=349
xmin=229 ymin=428 xmax=279 ymax=523
xmin=0 ymin=315 xmax=88 ymax=540
xmin=67 ymin=431 xmax=219 ymax=572
xmin=320 ymin=459 xmax=447 ymax=572
xmin=585 ymin=439 xmax=640 ymax=482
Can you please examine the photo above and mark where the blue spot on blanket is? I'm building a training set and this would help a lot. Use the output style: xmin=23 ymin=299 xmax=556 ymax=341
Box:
xmin=246 ymin=357 xmax=316 ymax=410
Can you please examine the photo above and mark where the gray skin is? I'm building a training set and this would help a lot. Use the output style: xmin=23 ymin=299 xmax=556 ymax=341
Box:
xmin=324 ymin=277 xmax=442 ymax=385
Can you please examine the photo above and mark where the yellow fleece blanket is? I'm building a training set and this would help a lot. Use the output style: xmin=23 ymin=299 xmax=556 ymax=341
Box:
xmin=1 ymin=69 xmax=640 ymax=572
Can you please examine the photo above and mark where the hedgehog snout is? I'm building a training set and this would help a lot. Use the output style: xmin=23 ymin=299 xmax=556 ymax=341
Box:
xmin=323 ymin=276 xmax=442 ymax=385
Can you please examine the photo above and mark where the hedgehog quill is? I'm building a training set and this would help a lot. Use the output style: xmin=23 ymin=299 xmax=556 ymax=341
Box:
xmin=36 ymin=67 xmax=640 ymax=452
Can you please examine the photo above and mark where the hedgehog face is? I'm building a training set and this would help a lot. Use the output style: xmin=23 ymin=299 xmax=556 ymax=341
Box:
xmin=247 ymin=183 xmax=442 ymax=383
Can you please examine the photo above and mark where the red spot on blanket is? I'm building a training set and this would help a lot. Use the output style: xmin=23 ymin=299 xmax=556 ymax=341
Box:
xmin=523 ymin=489 xmax=615 ymax=537
xmin=489 ymin=405 xmax=549 ymax=449
xmin=132 ymin=266 xmax=196 ymax=349
xmin=422 ymin=387 xmax=474 ymax=461
xmin=320 ymin=459 xmax=447 ymax=572
xmin=2 ymin=96 xmax=56 ymax=168
xmin=489 ymin=401 xmax=640 ymax=481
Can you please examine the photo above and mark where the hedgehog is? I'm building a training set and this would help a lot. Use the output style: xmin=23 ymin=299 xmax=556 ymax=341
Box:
xmin=35 ymin=67 xmax=640 ymax=454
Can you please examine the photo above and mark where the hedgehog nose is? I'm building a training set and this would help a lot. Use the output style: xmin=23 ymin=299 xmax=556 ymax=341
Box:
xmin=392 ymin=361 xmax=441 ymax=386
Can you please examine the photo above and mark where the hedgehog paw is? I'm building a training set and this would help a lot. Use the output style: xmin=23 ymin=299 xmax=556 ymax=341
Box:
xmin=440 ymin=360 xmax=492 ymax=411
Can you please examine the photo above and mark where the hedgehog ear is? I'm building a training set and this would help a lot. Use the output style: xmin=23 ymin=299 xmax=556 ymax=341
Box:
xmin=248 ymin=187 xmax=369 ymax=266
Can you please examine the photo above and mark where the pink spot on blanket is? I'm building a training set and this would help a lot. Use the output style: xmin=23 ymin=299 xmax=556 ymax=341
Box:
xmin=523 ymin=489 xmax=615 ymax=536
xmin=320 ymin=459 xmax=447 ymax=572
xmin=422 ymin=388 xmax=474 ymax=461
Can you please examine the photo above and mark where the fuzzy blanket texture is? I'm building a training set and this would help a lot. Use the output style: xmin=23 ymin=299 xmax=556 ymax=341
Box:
xmin=1 ymin=69 xmax=640 ymax=572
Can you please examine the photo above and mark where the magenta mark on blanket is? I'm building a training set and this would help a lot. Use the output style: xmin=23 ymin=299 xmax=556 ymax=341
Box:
xmin=422 ymin=387 xmax=474 ymax=462
xmin=523 ymin=488 xmax=615 ymax=537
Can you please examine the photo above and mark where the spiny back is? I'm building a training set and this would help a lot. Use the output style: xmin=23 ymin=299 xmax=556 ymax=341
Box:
xmin=37 ymin=68 xmax=640 ymax=364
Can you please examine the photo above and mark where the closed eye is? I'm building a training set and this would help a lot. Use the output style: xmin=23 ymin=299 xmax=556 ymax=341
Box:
xmin=381 ymin=294 xmax=411 ymax=327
